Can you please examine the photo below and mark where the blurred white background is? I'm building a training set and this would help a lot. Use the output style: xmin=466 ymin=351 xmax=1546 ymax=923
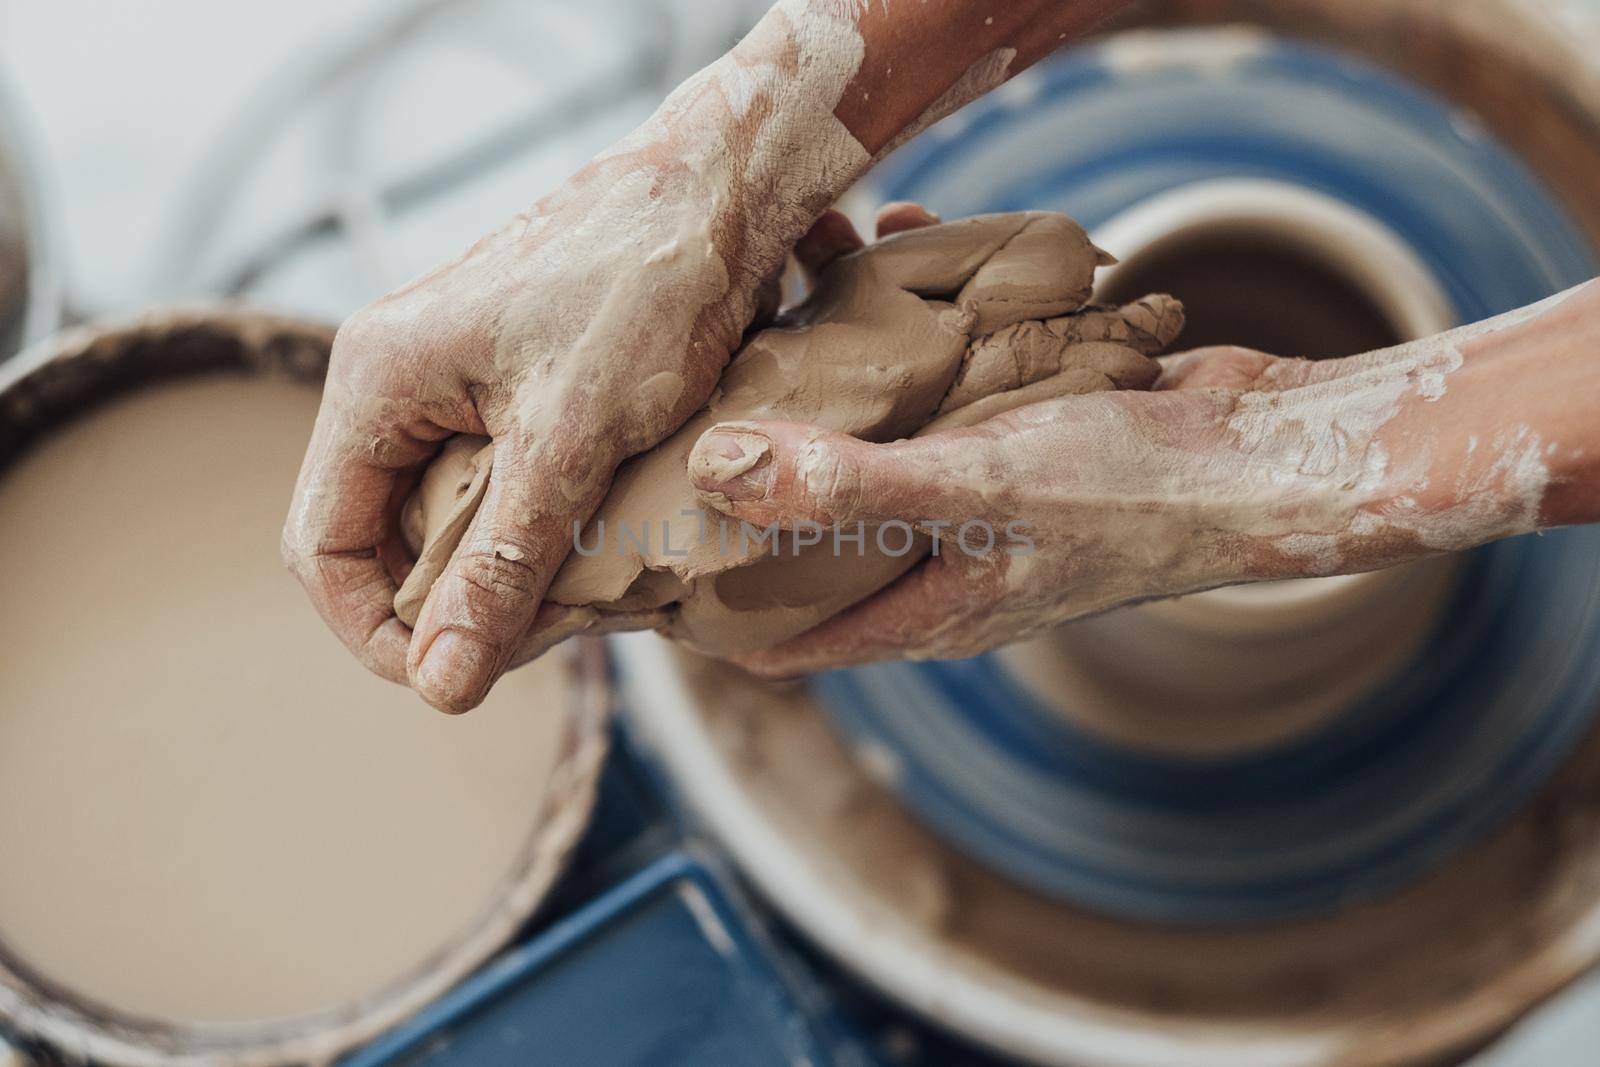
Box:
xmin=0 ymin=0 xmax=766 ymax=322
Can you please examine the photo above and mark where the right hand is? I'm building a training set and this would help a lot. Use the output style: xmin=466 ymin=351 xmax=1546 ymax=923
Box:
xmin=282 ymin=48 xmax=828 ymax=714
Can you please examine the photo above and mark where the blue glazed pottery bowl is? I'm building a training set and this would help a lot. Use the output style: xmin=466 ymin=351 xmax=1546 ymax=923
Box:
xmin=818 ymin=31 xmax=1600 ymax=926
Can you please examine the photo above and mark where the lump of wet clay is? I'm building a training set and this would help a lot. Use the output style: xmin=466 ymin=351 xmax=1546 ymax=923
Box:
xmin=396 ymin=212 xmax=1183 ymax=658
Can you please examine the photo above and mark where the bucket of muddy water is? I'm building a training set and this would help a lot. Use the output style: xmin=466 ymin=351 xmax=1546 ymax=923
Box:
xmin=0 ymin=310 xmax=608 ymax=1066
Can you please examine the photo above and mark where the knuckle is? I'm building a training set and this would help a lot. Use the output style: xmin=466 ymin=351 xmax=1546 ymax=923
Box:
xmin=739 ymin=655 xmax=804 ymax=682
xmin=453 ymin=547 xmax=542 ymax=610
xmin=279 ymin=525 xmax=326 ymax=585
xmin=797 ymin=439 xmax=863 ymax=524
xmin=328 ymin=305 xmax=420 ymax=389
xmin=279 ymin=530 xmax=307 ymax=574
xmin=331 ymin=305 xmax=388 ymax=356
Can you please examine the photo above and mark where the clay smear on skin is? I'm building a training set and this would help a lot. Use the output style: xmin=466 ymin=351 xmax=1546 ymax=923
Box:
xmin=410 ymin=0 xmax=1055 ymax=656
xmin=403 ymin=214 xmax=1173 ymax=659
xmin=1237 ymin=298 xmax=1564 ymax=570
xmin=1227 ymin=341 xmax=1467 ymax=571
xmin=1222 ymin=278 xmax=1581 ymax=583
xmin=387 ymin=0 xmax=883 ymax=674
xmin=829 ymin=286 xmax=1581 ymax=661
xmin=492 ymin=0 xmax=873 ymax=461
xmin=486 ymin=0 xmax=1035 ymax=502
xmin=1127 ymin=299 xmax=1555 ymax=589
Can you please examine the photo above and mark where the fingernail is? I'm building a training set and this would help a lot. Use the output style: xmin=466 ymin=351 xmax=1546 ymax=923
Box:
xmin=689 ymin=430 xmax=773 ymax=502
xmin=417 ymin=631 xmax=497 ymax=712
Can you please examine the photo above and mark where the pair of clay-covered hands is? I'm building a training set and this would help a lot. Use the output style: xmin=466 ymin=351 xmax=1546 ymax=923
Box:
xmin=283 ymin=200 xmax=1186 ymax=713
xmin=286 ymin=192 xmax=1593 ymax=714
xmin=390 ymin=207 xmax=1183 ymax=672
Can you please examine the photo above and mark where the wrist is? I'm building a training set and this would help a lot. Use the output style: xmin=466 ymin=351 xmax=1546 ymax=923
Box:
xmin=544 ymin=8 xmax=871 ymax=365
xmin=1341 ymin=281 xmax=1600 ymax=557
xmin=680 ymin=4 xmax=873 ymax=285
xmin=1418 ymin=280 xmax=1600 ymax=531
xmin=1515 ymin=281 xmax=1600 ymax=526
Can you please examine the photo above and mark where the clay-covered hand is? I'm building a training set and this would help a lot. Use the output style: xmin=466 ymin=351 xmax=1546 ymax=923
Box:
xmin=395 ymin=204 xmax=1181 ymax=667
xmin=281 ymin=12 xmax=870 ymax=713
xmin=691 ymin=271 xmax=1600 ymax=677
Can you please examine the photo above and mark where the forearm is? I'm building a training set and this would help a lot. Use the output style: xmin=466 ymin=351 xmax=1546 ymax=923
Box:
xmin=836 ymin=0 xmax=1129 ymax=154
xmin=1433 ymin=280 xmax=1600 ymax=528
xmin=550 ymin=0 xmax=1126 ymax=357
xmin=1090 ymin=280 xmax=1600 ymax=588
xmin=649 ymin=1 xmax=1127 ymax=269
xmin=1367 ymin=279 xmax=1600 ymax=548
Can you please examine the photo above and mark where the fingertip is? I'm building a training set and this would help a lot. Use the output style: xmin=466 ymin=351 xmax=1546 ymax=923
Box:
xmin=1156 ymin=345 xmax=1278 ymax=391
xmin=794 ymin=209 xmax=865 ymax=282
xmin=688 ymin=419 xmax=863 ymax=529
xmin=362 ymin=616 xmax=414 ymax=687
xmin=731 ymin=650 xmax=812 ymax=681
xmin=687 ymin=423 xmax=776 ymax=512
xmin=412 ymin=630 xmax=500 ymax=714
xmin=875 ymin=202 xmax=940 ymax=238
xmin=692 ymin=420 xmax=939 ymax=532
xmin=733 ymin=623 xmax=889 ymax=678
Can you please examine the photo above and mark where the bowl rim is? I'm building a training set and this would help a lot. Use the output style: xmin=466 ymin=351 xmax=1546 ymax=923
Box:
xmin=0 ymin=309 xmax=610 ymax=1067
xmin=616 ymin=630 xmax=1600 ymax=1067
xmin=1091 ymin=175 xmax=1457 ymax=346
xmin=1090 ymin=175 xmax=1457 ymax=628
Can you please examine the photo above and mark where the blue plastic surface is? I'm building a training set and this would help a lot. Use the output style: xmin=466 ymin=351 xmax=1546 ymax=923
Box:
xmin=537 ymin=721 xmax=682 ymax=921
xmin=343 ymin=852 xmax=833 ymax=1067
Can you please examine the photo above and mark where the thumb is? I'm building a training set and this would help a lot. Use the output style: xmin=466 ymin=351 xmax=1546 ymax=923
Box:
xmin=686 ymin=420 xmax=962 ymax=530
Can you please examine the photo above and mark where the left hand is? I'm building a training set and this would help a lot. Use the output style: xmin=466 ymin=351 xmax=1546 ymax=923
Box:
xmin=686 ymin=209 xmax=1599 ymax=677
